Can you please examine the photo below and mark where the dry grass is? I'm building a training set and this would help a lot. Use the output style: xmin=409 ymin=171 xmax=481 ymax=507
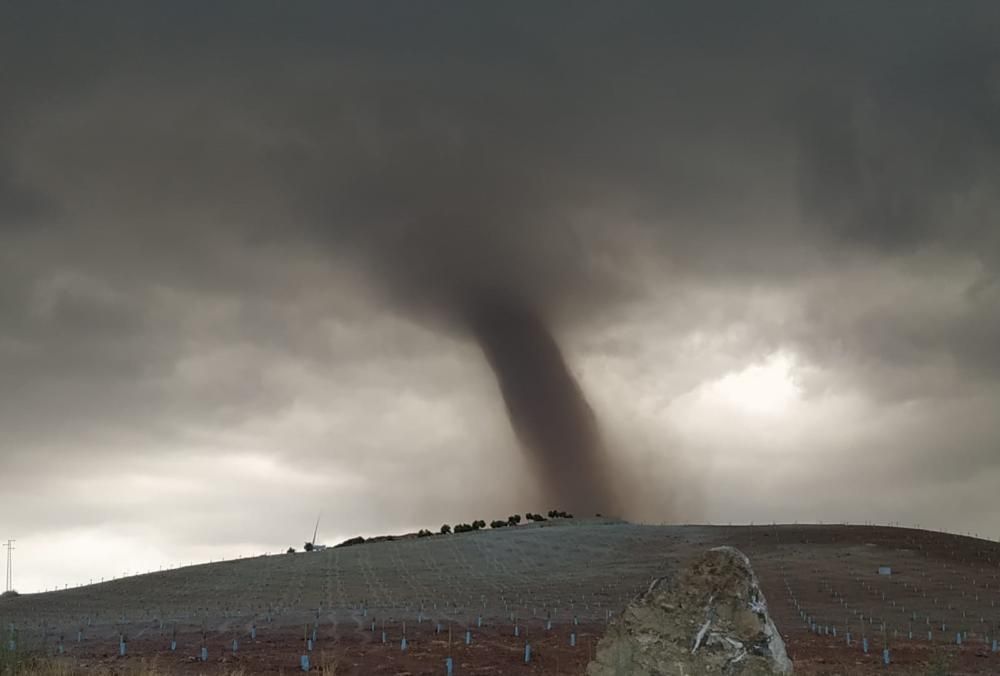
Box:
xmin=318 ymin=649 xmax=338 ymax=675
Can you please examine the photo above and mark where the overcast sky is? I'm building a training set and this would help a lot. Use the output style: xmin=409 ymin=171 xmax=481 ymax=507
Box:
xmin=2 ymin=2 xmax=1000 ymax=593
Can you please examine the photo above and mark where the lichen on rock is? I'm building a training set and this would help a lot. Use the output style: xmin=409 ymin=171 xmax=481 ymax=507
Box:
xmin=587 ymin=546 xmax=792 ymax=675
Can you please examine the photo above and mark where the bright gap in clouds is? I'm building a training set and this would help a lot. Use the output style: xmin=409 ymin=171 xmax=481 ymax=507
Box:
xmin=706 ymin=351 xmax=802 ymax=416
xmin=661 ymin=348 xmax=810 ymax=465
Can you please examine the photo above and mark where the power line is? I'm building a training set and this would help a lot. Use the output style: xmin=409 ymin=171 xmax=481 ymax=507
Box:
xmin=3 ymin=540 xmax=14 ymax=592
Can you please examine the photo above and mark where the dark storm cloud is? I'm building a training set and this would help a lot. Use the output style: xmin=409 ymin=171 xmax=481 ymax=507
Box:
xmin=1 ymin=1 xmax=1000 ymax=548
xmin=796 ymin=42 xmax=1000 ymax=257
xmin=5 ymin=3 xmax=996 ymax=300
xmin=0 ymin=168 xmax=47 ymax=229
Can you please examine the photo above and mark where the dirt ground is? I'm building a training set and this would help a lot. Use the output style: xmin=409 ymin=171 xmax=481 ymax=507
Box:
xmin=3 ymin=521 xmax=1000 ymax=674
xmin=45 ymin=622 xmax=604 ymax=675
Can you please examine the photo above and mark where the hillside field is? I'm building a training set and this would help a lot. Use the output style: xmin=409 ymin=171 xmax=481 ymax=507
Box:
xmin=3 ymin=519 xmax=1000 ymax=674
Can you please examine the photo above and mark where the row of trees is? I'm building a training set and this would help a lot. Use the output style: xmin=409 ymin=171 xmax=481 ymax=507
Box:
xmin=439 ymin=510 xmax=575 ymax=534
xmin=289 ymin=509 xmax=579 ymax=552
xmin=447 ymin=520 xmax=487 ymax=534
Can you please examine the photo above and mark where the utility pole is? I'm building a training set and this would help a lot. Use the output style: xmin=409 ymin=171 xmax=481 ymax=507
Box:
xmin=3 ymin=540 xmax=14 ymax=592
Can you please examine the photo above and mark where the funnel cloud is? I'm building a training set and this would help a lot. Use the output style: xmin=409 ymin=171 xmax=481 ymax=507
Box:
xmin=467 ymin=293 xmax=617 ymax=515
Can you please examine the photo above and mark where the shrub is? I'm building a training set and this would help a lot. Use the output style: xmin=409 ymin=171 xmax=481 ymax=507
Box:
xmin=490 ymin=520 xmax=508 ymax=528
xmin=0 ymin=641 xmax=25 ymax=675
xmin=926 ymin=652 xmax=955 ymax=676
xmin=454 ymin=523 xmax=473 ymax=533
xmin=417 ymin=529 xmax=433 ymax=537
xmin=286 ymin=547 xmax=296 ymax=554
xmin=304 ymin=542 xmax=315 ymax=552
xmin=473 ymin=519 xmax=486 ymax=529
xmin=440 ymin=524 xmax=452 ymax=534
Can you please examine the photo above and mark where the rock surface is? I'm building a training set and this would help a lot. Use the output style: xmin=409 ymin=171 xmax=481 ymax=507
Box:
xmin=587 ymin=546 xmax=792 ymax=675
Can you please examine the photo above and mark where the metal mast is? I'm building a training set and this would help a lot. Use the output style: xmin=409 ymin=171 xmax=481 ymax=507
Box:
xmin=312 ymin=515 xmax=321 ymax=547
xmin=3 ymin=540 xmax=14 ymax=592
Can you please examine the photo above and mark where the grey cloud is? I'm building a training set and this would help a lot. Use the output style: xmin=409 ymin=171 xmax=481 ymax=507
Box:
xmin=0 ymin=169 xmax=48 ymax=229
xmin=7 ymin=3 xmax=997 ymax=308
xmin=3 ymin=2 xmax=1000 ymax=580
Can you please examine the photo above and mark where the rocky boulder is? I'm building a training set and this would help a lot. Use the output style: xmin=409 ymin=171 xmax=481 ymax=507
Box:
xmin=587 ymin=546 xmax=792 ymax=675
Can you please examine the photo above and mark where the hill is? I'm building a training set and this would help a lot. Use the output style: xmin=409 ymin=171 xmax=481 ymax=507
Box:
xmin=3 ymin=520 xmax=1000 ymax=674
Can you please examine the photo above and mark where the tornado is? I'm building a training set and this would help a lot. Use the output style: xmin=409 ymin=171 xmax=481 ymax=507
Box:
xmin=465 ymin=292 xmax=617 ymax=515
